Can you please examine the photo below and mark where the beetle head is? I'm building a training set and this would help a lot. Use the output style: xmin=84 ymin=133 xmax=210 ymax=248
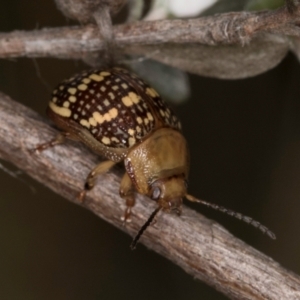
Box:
xmin=149 ymin=175 xmax=187 ymax=215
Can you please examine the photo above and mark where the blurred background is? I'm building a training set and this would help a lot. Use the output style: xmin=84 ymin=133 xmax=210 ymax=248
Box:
xmin=0 ymin=1 xmax=300 ymax=299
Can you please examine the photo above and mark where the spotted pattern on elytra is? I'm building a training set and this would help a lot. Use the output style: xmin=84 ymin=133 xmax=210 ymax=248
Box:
xmin=48 ymin=68 xmax=182 ymax=148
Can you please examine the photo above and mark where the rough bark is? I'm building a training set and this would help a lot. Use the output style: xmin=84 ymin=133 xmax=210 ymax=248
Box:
xmin=0 ymin=4 xmax=300 ymax=59
xmin=0 ymin=92 xmax=300 ymax=299
xmin=2 ymin=3 xmax=300 ymax=80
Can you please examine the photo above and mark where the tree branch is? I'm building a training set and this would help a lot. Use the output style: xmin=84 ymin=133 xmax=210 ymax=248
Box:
xmin=1 ymin=4 xmax=300 ymax=59
xmin=1 ymin=92 xmax=300 ymax=299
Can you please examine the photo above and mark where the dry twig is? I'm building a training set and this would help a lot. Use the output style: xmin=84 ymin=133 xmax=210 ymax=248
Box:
xmin=0 ymin=4 xmax=300 ymax=59
xmin=1 ymin=3 xmax=300 ymax=80
xmin=0 ymin=93 xmax=300 ymax=299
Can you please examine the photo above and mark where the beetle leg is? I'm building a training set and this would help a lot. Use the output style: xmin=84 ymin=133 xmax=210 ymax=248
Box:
xmin=32 ymin=132 xmax=71 ymax=154
xmin=78 ymin=160 xmax=116 ymax=201
xmin=119 ymin=172 xmax=135 ymax=225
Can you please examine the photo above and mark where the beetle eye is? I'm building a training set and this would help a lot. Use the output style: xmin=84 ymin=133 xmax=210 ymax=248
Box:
xmin=151 ymin=187 xmax=161 ymax=200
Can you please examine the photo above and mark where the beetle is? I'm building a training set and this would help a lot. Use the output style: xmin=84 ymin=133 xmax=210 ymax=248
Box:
xmin=35 ymin=67 xmax=275 ymax=248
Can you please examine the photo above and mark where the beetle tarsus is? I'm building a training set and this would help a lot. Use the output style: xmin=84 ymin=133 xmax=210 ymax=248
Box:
xmin=77 ymin=190 xmax=87 ymax=202
xmin=121 ymin=207 xmax=132 ymax=226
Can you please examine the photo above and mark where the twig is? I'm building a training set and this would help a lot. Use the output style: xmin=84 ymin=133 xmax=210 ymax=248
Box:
xmin=0 ymin=4 xmax=300 ymax=59
xmin=0 ymin=92 xmax=300 ymax=299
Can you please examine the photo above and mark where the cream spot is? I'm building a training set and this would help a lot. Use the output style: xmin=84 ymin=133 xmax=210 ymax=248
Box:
xmin=100 ymin=71 xmax=110 ymax=76
xmin=121 ymin=83 xmax=128 ymax=89
xmin=136 ymin=117 xmax=143 ymax=124
xmin=108 ymin=92 xmax=115 ymax=100
xmin=82 ymin=78 xmax=91 ymax=84
xmin=59 ymin=85 xmax=64 ymax=91
xmin=74 ymin=114 xmax=78 ymax=120
xmin=136 ymin=126 xmax=141 ymax=133
xmin=93 ymin=112 xmax=104 ymax=124
xmin=100 ymin=86 xmax=106 ymax=92
xmin=103 ymin=99 xmax=110 ymax=106
xmin=78 ymin=84 xmax=88 ymax=91
xmin=122 ymin=95 xmax=133 ymax=107
xmin=92 ymin=108 xmax=118 ymax=124
xmin=63 ymin=101 xmax=70 ymax=108
xmin=129 ymin=137 xmax=136 ymax=147
xmin=128 ymin=129 xmax=135 ymax=136
xmin=49 ymin=101 xmax=71 ymax=117
xmin=102 ymin=137 xmax=111 ymax=145
xmin=89 ymin=117 xmax=97 ymax=126
xmin=80 ymin=119 xmax=90 ymax=128
xmin=146 ymin=87 xmax=159 ymax=98
xmin=122 ymin=92 xmax=140 ymax=107
xmin=129 ymin=92 xmax=140 ymax=104
xmin=109 ymin=108 xmax=118 ymax=118
xmin=53 ymin=89 xmax=58 ymax=95
xmin=147 ymin=112 xmax=154 ymax=121
xmin=112 ymin=85 xmax=119 ymax=91
xmin=52 ymin=97 xmax=58 ymax=103
xmin=144 ymin=118 xmax=149 ymax=125
xmin=160 ymin=109 xmax=165 ymax=116
xmin=111 ymin=137 xmax=119 ymax=143
xmin=68 ymin=88 xmax=77 ymax=95
xmin=89 ymin=74 xmax=104 ymax=82
xmin=69 ymin=96 xmax=77 ymax=103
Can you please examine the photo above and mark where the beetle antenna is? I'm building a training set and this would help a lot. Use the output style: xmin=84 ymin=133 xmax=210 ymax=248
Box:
xmin=130 ymin=207 xmax=161 ymax=250
xmin=185 ymin=194 xmax=276 ymax=239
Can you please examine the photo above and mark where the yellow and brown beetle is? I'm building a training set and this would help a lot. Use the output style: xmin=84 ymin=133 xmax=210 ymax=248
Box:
xmin=35 ymin=67 xmax=275 ymax=248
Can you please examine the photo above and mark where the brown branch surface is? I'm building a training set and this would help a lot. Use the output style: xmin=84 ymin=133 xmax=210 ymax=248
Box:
xmin=0 ymin=4 xmax=300 ymax=59
xmin=1 ymin=93 xmax=300 ymax=299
